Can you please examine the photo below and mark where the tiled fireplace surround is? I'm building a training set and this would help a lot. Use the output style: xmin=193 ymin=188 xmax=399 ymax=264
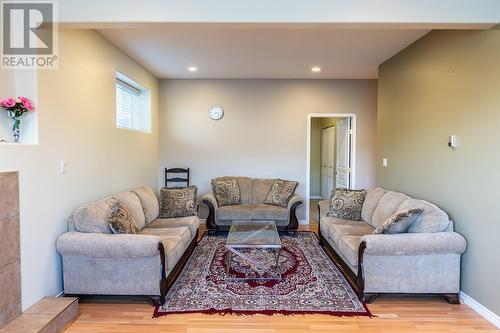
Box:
xmin=0 ymin=171 xmax=21 ymax=327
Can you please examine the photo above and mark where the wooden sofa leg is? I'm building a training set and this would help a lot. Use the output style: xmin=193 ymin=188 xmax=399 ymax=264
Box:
xmin=202 ymin=200 xmax=218 ymax=231
xmin=443 ymin=293 xmax=460 ymax=304
xmin=287 ymin=201 xmax=302 ymax=231
xmin=158 ymin=242 xmax=168 ymax=306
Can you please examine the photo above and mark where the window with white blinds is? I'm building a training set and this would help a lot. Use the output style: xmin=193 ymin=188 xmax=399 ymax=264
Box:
xmin=115 ymin=72 xmax=151 ymax=132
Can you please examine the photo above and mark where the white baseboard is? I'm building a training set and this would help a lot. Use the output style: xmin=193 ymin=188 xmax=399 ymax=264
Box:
xmin=460 ymin=291 xmax=500 ymax=328
xmin=309 ymin=196 xmax=321 ymax=200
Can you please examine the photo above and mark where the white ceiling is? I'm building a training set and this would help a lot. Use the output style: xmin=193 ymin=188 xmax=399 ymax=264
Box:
xmin=98 ymin=25 xmax=431 ymax=79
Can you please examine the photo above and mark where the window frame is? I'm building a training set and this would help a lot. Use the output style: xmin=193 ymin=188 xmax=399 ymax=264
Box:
xmin=115 ymin=71 xmax=151 ymax=133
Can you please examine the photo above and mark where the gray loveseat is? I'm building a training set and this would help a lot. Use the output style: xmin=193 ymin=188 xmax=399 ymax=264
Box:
xmin=201 ymin=177 xmax=302 ymax=231
xmin=318 ymin=187 xmax=467 ymax=303
xmin=56 ymin=186 xmax=199 ymax=304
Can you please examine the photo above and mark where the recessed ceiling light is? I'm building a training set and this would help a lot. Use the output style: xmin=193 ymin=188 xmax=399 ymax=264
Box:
xmin=188 ymin=66 xmax=198 ymax=72
xmin=311 ymin=66 xmax=321 ymax=73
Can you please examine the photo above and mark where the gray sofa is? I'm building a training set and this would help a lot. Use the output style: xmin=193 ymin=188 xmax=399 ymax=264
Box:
xmin=201 ymin=177 xmax=302 ymax=231
xmin=56 ymin=186 xmax=199 ymax=304
xmin=318 ymin=187 xmax=467 ymax=303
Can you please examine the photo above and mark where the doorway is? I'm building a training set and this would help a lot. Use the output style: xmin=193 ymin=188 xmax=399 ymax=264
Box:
xmin=306 ymin=114 xmax=356 ymax=225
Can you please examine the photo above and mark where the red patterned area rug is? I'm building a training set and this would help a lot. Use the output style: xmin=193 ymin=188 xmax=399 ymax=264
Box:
xmin=154 ymin=232 xmax=371 ymax=317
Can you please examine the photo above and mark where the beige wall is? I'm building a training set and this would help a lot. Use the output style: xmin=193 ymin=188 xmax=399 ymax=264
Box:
xmin=159 ymin=79 xmax=377 ymax=220
xmin=378 ymin=29 xmax=500 ymax=315
xmin=0 ymin=29 xmax=159 ymax=309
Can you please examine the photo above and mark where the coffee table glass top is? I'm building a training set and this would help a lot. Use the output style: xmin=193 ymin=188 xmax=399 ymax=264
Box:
xmin=227 ymin=222 xmax=281 ymax=248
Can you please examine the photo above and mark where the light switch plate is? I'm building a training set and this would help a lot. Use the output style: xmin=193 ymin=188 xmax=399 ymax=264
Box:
xmin=60 ymin=160 xmax=67 ymax=174
xmin=382 ymin=158 xmax=388 ymax=167
xmin=449 ymin=135 xmax=458 ymax=149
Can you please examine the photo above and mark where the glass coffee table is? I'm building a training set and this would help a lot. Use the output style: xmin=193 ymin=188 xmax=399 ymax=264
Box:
xmin=226 ymin=221 xmax=282 ymax=281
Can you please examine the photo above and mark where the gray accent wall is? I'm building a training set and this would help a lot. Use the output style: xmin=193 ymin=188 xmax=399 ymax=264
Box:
xmin=377 ymin=29 xmax=500 ymax=315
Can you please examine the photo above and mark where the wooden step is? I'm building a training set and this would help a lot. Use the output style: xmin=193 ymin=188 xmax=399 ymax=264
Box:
xmin=0 ymin=297 xmax=78 ymax=333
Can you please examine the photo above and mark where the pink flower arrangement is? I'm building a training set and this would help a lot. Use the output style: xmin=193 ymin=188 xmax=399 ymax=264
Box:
xmin=1 ymin=96 xmax=35 ymax=142
xmin=0 ymin=96 xmax=35 ymax=116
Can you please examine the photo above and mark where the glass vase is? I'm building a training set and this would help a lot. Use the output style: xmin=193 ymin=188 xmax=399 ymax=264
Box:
xmin=8 ymin=111 xmax=20 ymax=143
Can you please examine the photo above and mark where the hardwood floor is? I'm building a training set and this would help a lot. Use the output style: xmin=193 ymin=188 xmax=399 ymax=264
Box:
xmin=63 ymin=224 xmax=498 ymax=333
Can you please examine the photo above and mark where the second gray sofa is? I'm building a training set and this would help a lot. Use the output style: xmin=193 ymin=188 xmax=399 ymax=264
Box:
xmin=201 ymin=176 xmax=302 ymax=231
xmin=319 ymin=187 xmax=467 ymax=303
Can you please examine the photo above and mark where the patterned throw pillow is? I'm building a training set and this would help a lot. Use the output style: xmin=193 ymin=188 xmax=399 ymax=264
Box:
xmin=373 ymin=208 xmax=424 ymax=234
xmin=160 ymin=186 xmax=198 ymax=218
xmin=211 ymin=178 xmax=241 ymax=207
xmin=328 ymin=189 xmax=366 ymax=221
xmin=108 ymin=202 xmax=140 ymax=234
xmin=263 ymin=179 xmax=298 ymax=208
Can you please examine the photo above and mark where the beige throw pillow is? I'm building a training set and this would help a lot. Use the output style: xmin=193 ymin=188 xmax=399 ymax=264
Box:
xmin=327 ymin=189 xmax=366 ymax=221
xmin=211 ymin=178 xmax=241 ymax=207
xmin=263 ymin=179 xmax=298 ymax=208
xmin=108 ymin=202 xmax=140 ymax=234
xmin=373 ymin=208 xmax=424 ymax=234
xmin=160 ymin=186 xmax=198 ymax=218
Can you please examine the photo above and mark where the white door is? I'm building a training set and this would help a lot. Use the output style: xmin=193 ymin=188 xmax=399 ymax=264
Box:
xmin=336 ymin=118 xmax=351 ymax=189
xmin=321 ymin=126 xmax=335 ymax=199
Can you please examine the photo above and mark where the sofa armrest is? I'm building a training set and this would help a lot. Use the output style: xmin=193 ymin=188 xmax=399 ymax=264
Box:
xmin=287 ymin=194 xmax=303 ymax=211
xmin=361 ymin=232 xmax=467 ymax=256
xmin=56 ymin=232 xmax=161 ymax=259
xmin=318 ymin=200 xmax=330 ymax=218
xmin=201 ymin=192 xmax=218 ymax=209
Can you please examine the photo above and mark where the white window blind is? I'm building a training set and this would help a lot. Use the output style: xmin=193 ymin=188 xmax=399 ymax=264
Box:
xmin=115 ymin=72 xmax=150 ymax=132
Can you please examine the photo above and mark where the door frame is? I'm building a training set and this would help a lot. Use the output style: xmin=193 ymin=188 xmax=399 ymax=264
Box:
xmin=306 ymin=113 xmax=357 ymax=225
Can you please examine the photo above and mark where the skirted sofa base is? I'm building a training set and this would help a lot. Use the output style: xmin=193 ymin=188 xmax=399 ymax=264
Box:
xmin=317 ymin=188 xmax=467 ymax=304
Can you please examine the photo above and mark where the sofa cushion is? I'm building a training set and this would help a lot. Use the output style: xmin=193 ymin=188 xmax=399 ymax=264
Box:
xmin=113 ymin=191 xmax=146 ymax=230
xmin=216 ymin=204 xmax=252 ymax=220
xmin=263 ymin=179 xmax=298 ymax=208
xmin=328 ymin=220 xmax=374 ymax=247
xmin=371 ymin=191 xmax=410 ymax=228
xmin=338 ymin=235 xmax=364 ymax=268
xmin=73 ymin=197 xmax=116 ymax=234
xmin=361 ymin=187 xmax=387 ymax=224
xmin=397 ymin=199 xmax=450 ymax=233
xmin=320 ymin=216 xmax=367 ymax=241
xmin=108 ymin=202 xmax=140 ymax=234
xmin=212 ymin=178 xmax=241 ymax=207
xmin=148 ymin=216 xmax=199 ymax=238
xmin=251 ymin=204 xmax=288 ymax=220
xmin=132 ymin=186 xmax=159 ymax=224
xmin=159 ymin=186 xmax=197 ymax=218
xmin=252 ymin=178 xmax=275 ymax=204
xmin=141 ymin=226 xmax=191 ymax=246
xmin=373 ymin=208 xmax=423 ymax=234
xmin=328 ymin=189 xmax=366 ymax=221
xmin=142 ymin=227 xmax=191 ymax=273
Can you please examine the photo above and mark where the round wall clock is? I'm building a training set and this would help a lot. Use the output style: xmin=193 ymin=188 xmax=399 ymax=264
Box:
xmin=209 ymin=105 xmax=224 ymax=120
